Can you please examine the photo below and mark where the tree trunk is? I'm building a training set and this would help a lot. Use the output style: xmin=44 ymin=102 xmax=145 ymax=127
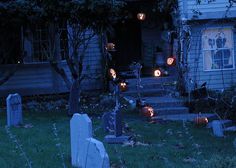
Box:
xmin=68 ymin=79 xmax=80 ymax=115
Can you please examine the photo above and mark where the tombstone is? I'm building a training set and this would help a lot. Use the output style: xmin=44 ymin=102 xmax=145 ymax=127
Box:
xmin=212 ymin=120 xmax=224 ymax=137
xmin=70 ymin=113 xmax=92 ymax=167
xmin=70 ymin=113 xmax=110 ymax=168
xmin=102 ymin=111 xmax=114 ymax=132
xmin=104 ymin=109 xmax=131 ymax=144
xmin=6 ymin=93 xmax=23 ymax=126
xmin=81 ymin=138 xmax=110 ymax=168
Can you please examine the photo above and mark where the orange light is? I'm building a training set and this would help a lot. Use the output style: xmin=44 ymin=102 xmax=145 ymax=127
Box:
xmin=137 ymin=13 xmax=146 ymax=21
xmin=109 ymin=68 xmax=116 ymax=79
xmin=154 ymin=69 xmax=161 ymax=77
xmin=105 ymin=43 xmax=115 ymax=51
xmin=119 ymin=82 xmax=127 ymax=92
xmin=194 ymin=117 xmax=208 ymax=125
xmin=142 ymin=106 xmax=154 ymax=117
xmin=167 ymin=57 xmax=176 ymax=66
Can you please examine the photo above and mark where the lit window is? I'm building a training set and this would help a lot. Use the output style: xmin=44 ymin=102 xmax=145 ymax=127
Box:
xmin=202 ymin=28 xmax=234 ymax=71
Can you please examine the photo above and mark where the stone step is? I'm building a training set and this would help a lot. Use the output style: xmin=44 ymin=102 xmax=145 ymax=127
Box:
xmin=121 ymin=88 xmax=167 ymax=97
xmin=125 ymin=77 xmax=177 ymax=85
xmin=154 ymin=107 xmax=189 ymax=115
xmin=224 ymin=126 xmax=236 ymax=132
xmin=207 ymin=120 xmax=233 ymax=128
xmin=143 ymin=96 xmax=186 ymax=108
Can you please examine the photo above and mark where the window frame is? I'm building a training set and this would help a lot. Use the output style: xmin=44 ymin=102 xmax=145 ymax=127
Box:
xmin=202 ymin=27 xmax=235 ymax=72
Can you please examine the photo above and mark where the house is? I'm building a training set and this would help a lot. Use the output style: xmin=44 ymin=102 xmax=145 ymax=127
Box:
xmin=178 ymin=0 xmax=236 ymax=91
xmin=0 ymin=22 xmax=104 ymax=97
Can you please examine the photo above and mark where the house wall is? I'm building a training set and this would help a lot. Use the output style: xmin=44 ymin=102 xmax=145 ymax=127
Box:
xmin=186 ymin=21 xmax=236 ymax=91
xmin=178 ymin=0 xmax=236 ymax=20
xmin=0 ymin=34 xmax=104 ymax=97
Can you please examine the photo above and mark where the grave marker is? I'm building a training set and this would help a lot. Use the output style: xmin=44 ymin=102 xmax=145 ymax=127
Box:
xmin=6 ymin=93 xmax=22 ymax=126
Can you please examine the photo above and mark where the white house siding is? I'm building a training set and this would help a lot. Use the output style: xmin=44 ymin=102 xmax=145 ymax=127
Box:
xmin=186 ymin=22 xmax=236 ymax=91
xmin=178 ymin=0 xmax=236 ymax=20
xmin=0 ymin=32 xmax=103 ymax=97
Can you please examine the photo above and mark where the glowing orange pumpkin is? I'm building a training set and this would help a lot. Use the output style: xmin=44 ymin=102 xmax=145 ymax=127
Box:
xmin=167 ymin=56 xmax=176 ymax=66
xmin=141 ymin=106 xmax=154 ymax=117
xmin=109 ymin=68 xmax=116 ymax=79
xmin=137 ymin=13 xmax=146 ymax=21
xmin=119 ymin=82 xmax=127 ymax=92
xmin=154 ymin=69 xmax=161 ymax=77
xmin=194 ymin=117 xmax=208 ymax=125
xmin=105 ymin=43 xmax=115 ymax=51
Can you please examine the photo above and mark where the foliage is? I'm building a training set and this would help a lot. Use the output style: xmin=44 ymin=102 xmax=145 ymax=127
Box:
xmin=203 ymin=155 xmax=236 ymax=168
xmin=189 ymin=85 xmax=236 ymax=121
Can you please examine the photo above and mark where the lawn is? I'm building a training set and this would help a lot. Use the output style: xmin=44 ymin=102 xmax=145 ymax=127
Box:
xmin=0 ymin=109 xmax=235 ymax=168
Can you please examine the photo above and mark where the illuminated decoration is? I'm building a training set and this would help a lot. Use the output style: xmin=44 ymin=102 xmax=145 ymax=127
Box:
xmin=109 ymin=68 xmax=116 ymax=79
xmin=194 ymin=117 xmax=208 ymax=125
xmin=105 ymin=43 xmax=115 ymax=51
xmin=167 ymin=56 xmax=176 ymax=66
xmin=154 ymin=69 xmax=161 ymax=77
xmin=137 ymin=12 xmax=146 ymax=21
xmin=141 ymin=106 xmax=154 ymax=117
xmin=119 ymin=82 xmax=127 ymax=92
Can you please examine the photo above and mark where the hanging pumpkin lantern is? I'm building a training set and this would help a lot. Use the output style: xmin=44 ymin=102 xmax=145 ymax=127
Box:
xmin=119 ymin=82 xmax=128 ymax=92
xmin=194 ymin=117 xmax=208 ymax=125
xmin=167 ymin=56 xmax=176 ymax=66
xmin=109 ymin=68 xmax=116 ymax=79
xmin=137 ymin=12 xmax=146 ymax=21
xmin=154 ymin=69 xmax=162 ymax=77
xmin=105 ymin=43 xmax=115 ymax=51
xmin=141 ymin=106 xmax=154 ymax=117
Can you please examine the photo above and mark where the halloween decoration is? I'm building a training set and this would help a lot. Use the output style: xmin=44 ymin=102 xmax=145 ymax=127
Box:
xmin=137 ymin=12 xmax=146 ymax=21
xmin=119 ymin=81 xmax=127 ymax=92
xmin=167 ymin=56 xmax=176 ymax=66
xmin=154 ymin=69 xmax=162 ymax=77
xmin=105 ymin=43 xmax=115 ymax=51
xmin=194 ymin=116 xmax=208 ymax=125
xmin=141 ymin=105 xmax=154 ymax=117
xmin=109 ymin=68 xmax=117 ymax=79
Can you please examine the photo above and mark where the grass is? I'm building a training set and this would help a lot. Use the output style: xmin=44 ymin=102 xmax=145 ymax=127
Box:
xmin=0 ymin=109 xmax=235 ymax=168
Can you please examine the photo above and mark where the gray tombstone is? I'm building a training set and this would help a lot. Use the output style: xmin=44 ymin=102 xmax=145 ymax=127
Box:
xmin=70 ymin=113 xmax=110 ymax=168
xmin=102 ymin=111 xmax=114 ymax=132
xmin=212 ymin=120 xmax=224 ymax=137
xmin=6 ymin=93 xmax=23 ymax=126
xmin=104 ymin=109 xmax=131 ymax=144
xmin=82 ymin=138 xmax=110 ymax=168
xmin=70 ymin=113 xmax=92 ymax=167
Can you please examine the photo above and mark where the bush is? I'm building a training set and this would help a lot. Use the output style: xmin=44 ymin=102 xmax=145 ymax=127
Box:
xmin=189 ymin=85 xmax=236 ymax=121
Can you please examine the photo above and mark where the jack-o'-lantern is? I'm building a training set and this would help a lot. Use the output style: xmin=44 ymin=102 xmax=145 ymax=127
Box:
xmin=141 ymin=106 xmax=154 ymax=117
xmin=154 ymin=69 xmax=161 ymax=77
xmin=105 ymin=43 xmax=115 ymax=51
xmin=194 ymin=117 xmax=208 ymax=125
xmin=119 ymin=82 xmax=127 ymax=92
xmin=137 ymin=12 xmax=146 ymax=21
xmin=167 ymin=56 xmax=176 ymax=66
xmin=108 ymin=68 xmax=116 ymax=79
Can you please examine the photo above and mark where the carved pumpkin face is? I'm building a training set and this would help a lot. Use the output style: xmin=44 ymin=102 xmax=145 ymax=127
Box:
xmin=137 ymin=13 xmax=146 ymax=21
xmin=109 ymin=68 xmax=116 ymax=79
xmin=194 ymin=117 xmax=208 ymax=125
xmin=167 ymin=56 xmax=176 ymax=66
xmin=119 ymin=82 xmax=127 ymax=92
xmin=141 ymin=106 xmax=154 ymax=117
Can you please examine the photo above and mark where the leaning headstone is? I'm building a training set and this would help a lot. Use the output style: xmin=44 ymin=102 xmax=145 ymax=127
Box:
xmin=70 ymin=113 xmax=92 ymax=167
xmin=212 ymin=120 xmax=224 ymax=137
xmin=81 ymin=138 xmax=110 ymax=168
xmin=6 ymin=93 xmax=23 ymax=126
xmin=70 ymin=113 xmax=110 ymax=168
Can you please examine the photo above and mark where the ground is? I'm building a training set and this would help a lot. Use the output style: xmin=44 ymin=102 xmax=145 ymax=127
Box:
xmin=0 ymin=103 xmax=235 ymax=168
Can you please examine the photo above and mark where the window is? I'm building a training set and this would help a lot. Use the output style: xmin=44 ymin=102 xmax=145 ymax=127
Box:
xmin=27 ymin=23 xmax=68 ymax=63
xmin=202 ymin=28 xmax=235 ymax=71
